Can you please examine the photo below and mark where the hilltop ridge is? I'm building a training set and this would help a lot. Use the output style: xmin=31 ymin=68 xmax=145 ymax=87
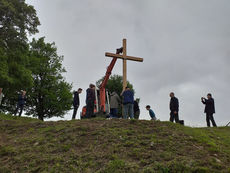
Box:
xmin=0 ymin=114 xmax=230 ymax=172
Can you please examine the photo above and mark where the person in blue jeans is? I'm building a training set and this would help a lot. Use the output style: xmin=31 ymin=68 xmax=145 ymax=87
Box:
xmin=110 ymin=92 xmax=121 ymax=118
xmin=146 ymin=105 xmax=156 ymax=120
xmin=15 ymin=90 xmax=27 ymax=117
xmin=121 ymin=87 xmax=134 ymax=119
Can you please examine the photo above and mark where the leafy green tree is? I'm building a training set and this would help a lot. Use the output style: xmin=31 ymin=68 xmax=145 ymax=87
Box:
xmin=96 ymin=75 xmax=134 ymax=95
xmin=25 ymin=37 xmax=72 ymax=121
xmin=0 ymin=0 xmax=40 ymax=112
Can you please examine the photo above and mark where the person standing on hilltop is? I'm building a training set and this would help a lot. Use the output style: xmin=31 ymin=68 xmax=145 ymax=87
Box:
xmin=0 ymin=88 xmax=4 ymax=111
xmin=72 ymin=88 xmax=83 ymax=120
xmin=169 ymin=92 xmax=179 ymax=123
xmin=134 ymin=99 xmax=140 ymax=119
xmin=85 ymin=84 xmax=96 ymax=118
xmin=0 ymin=88 xmax=4 ymax=105
xmin=15 ymin=90 xmax=27 ymax=117
xmin=121 ymin=86 xmax=134 ymax=119
xmin=109 ymin=91 xmax=121 ymax=118
xmin=201 ymin=93 xmax=217 ymax=127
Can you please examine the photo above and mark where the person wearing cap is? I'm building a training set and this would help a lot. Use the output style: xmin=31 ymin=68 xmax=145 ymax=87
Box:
xmin=72 ymin=88 xmax=83 ymax=120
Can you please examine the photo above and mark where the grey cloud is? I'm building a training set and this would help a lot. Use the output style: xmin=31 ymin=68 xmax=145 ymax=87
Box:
xmin=26 ymin=0 xmax=230 ymax=126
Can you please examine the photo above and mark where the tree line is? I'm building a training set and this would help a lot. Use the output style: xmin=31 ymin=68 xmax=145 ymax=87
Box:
xmin=0 ymin=0 xmax=72 ymax=120
xmin=0 ymin=0 xmax=135 ymax=121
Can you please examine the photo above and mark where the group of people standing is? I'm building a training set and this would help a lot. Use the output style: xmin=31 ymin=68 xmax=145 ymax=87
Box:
xmin=71 ymin=84 xmax=96 ymax=119
xmin=71 ymin=85 xmax=217 ymax=127
xmin=0 ymin=88 xmax=27 ymax=117
xmin=0 ymin=85 xmax=217 ymax=127
xmin=71 ymin=85 xmax=156 ymax=121
xmin=110 ymin=86 xmax=143 ymax=120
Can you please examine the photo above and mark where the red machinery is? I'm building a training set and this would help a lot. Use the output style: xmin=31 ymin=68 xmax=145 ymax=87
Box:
xmin=99 ymin=47 xmax=123 ymax=112
xmin=80 ymin=48 xmax=123 ymax=118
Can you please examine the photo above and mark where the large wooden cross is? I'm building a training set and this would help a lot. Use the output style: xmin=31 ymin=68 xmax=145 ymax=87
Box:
xmin=105 ymin=39 xmax=143 ymax=90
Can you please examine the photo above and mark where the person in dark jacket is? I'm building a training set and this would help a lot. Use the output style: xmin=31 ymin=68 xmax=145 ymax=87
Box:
xmin=121 ymin=87 xmax=134 ymax=119
xmin=0 ymin=88 xmax=4 ymax=111
xmin=85 ymin=84 xmax=96 ymax=118
xmin=169 ymin=92 xmax=179 ymax=123
xmin=72 ymin=88 xmax=83 ymax=120
xmin=15 ymin=90 xmax=27 ymax=117
xmin=0 ymin=88 xmax=3 ymax=106
xmin=134 ymin=99 xmax=140 ymax=119
xmin=201 ymin=93 xmax=217 ymax=127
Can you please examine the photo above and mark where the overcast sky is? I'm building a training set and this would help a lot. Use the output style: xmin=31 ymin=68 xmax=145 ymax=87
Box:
xmin=26 ymin=0 xmax=230 ymax=127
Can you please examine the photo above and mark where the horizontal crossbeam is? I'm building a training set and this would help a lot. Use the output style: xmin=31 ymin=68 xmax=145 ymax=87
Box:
xmin=105 ymin=52 xmax=143 ymax=62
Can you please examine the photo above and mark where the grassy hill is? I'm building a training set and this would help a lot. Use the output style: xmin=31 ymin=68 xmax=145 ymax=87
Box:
xmin=0 ymin=113 xmax=230 ymax=173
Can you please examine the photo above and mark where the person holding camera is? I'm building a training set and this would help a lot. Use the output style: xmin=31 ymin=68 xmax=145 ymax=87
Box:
xmin=201 ymin=93 xmax=217 ymax=127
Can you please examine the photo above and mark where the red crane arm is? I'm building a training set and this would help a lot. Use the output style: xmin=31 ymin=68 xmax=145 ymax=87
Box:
xmin=99 ymin=58 xmax=117 ymax=112
xmin=99 ymin=48 xmax=122 ymax=112
xmin=100 ymin=58 xmax=117 ymax=89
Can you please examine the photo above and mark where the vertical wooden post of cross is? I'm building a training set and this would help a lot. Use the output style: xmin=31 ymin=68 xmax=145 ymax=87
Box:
xmin=105 ymin=38 xmax=143 ymax=91
xmin=105 ymin=38 xmax=143 ymax=117
xmin=122 ymin=39 xmax=127 ymax=91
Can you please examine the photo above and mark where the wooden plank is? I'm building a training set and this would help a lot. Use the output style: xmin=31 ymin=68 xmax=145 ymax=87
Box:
xmin=105 ymin=53 xmax=143 ymax=62
xmin=123 ymin=39 xmax=127 ymax=90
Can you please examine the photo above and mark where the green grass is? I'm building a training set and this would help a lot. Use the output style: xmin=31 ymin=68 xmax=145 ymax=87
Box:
xmin=0 ymin=114 xmax=230 ymax=172
xmin=0 ymin=113 xmax=40 ymax=122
